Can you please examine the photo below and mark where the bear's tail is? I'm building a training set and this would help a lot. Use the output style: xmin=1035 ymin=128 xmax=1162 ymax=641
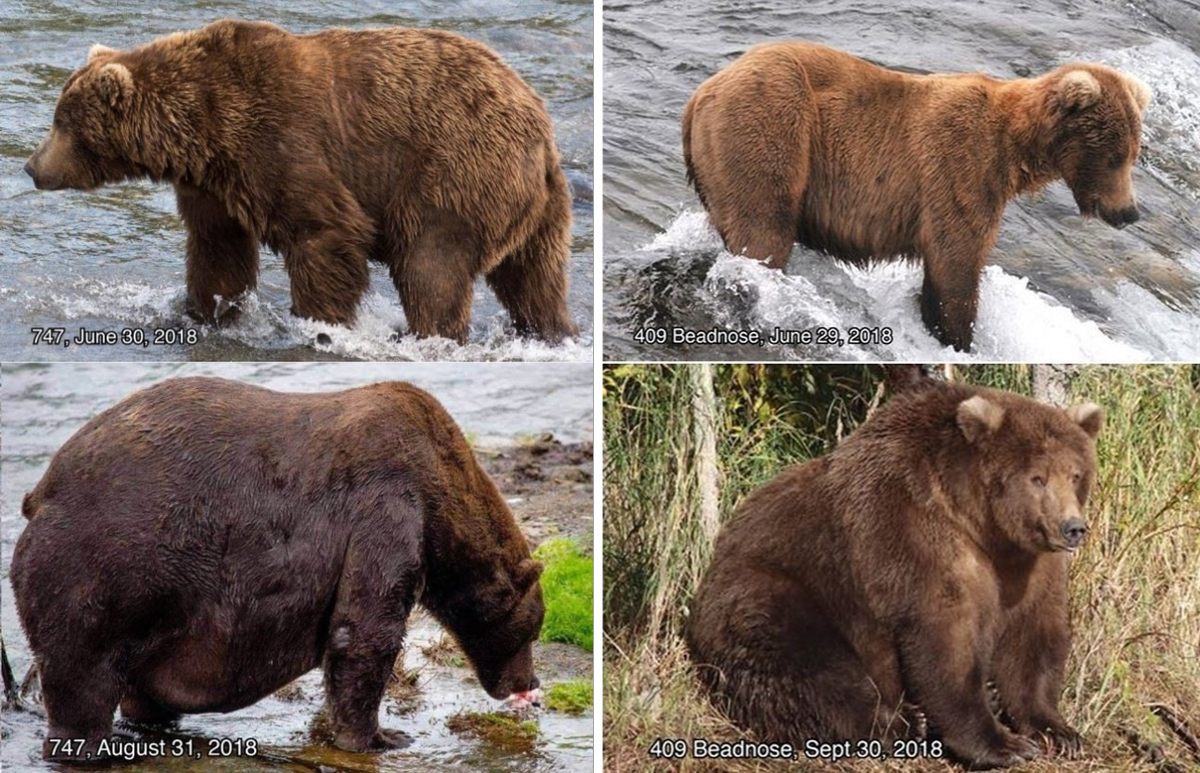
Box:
xmin=21 ymin=489 xmax=42 ymax=520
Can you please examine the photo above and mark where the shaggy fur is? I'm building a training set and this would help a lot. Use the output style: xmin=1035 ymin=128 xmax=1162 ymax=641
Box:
xmin=11 ymin=377 xmax=544 ymax=762
xmin=24 ymin=20 xmax=576 ymax=344
xmin=683 ymin=42 xmax=1150 ymax=350
xmin=686 ymin=380 xmax=1104 ymax=769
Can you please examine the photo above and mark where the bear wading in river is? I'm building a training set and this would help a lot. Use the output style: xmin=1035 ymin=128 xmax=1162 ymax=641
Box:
xmin=685 ymin=379 xmax=1103 ymax=769
xmin=24 ymin=20 xmax=577 ymax=345
xmin=683 ymin=42 xmax=1150 ymax=350
xmin=10 ymin=377 xmax=545 ymax=762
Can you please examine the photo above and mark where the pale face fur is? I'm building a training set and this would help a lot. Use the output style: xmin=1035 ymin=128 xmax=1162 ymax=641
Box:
xmin=24 ymin=46 xmax=139 ymax=190
xmin=1047 ymin=65 xmax=1151 ymax=228
xmin=958 ymin=396 xmax=1104 ymax=555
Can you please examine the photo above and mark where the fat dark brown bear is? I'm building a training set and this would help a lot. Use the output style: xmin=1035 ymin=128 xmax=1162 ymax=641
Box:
xmin=10 ymin=377 xmax=544 ymax=762
xmin=24 ymin=20 xmax=576 ymax=345
xmin=683 ymin=42 xmax=1150 ymax=350
xmin=685 ymin=379 xmax=1104 ymax=769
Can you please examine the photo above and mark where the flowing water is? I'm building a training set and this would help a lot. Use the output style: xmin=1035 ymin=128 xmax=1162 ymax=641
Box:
xmin=0 ymin=362 xmax=594 ymax=772
xmin=603 ymin=0 xmax=1200 ymax=362
xmin=0 ymin=0 xmax=594 ymax=362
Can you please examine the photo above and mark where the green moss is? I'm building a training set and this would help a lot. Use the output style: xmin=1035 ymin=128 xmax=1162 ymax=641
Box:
xmin=533 ymin=538 xmax=593 ymax=651
xmin=545 ymin=680 xmax=593 ymax=714
xmin=446 ymin=711 xmax=539 ymax=752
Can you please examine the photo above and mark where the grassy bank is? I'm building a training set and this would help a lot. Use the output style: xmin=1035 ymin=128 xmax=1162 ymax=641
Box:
xmin=603 ymin=365 xmax=1200 ymax=772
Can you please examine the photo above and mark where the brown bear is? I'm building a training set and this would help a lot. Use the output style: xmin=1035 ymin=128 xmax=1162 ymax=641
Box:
xmin=682 ymin=42 xmax=1150 ymax=350
xmin=23 ymin=20 xmax=577 ymax=345
xmin=685 ymin=378 xmax=1103 ymax=769
xmin=10 ymin=377 xmax=545 ymax=762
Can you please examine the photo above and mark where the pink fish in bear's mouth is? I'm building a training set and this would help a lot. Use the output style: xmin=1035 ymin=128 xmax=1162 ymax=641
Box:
xmin=505 ymin=689 xmax=542 ymax=710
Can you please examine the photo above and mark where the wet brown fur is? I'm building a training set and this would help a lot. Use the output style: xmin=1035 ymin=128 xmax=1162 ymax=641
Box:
xmin=11 ymin=377 xmax=545 ymax=761
xmin=682 ymin=42 xmax=1149 ymax=350
xmin=25 ymin=20 xmax=577 ymax=344
xmin=685 ymin=380 xmax=1104 ymax=769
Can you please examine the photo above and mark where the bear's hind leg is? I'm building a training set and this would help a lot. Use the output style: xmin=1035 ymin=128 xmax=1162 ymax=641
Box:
xmin=177 ymin=186 xmax=259 ymax=325
xmin=39 ymin=654 xmax=122 ymax=761
xmin=689 ymin=569 xmax=895 ymax=746
xmin=389 ymin=212 xmax=477 ymax=344
xmin=486 ymin=195 xmax=577 ymax=343
xmin=685 ymin=55 xmax=813 ymax=268
xmin=274 ymin=181 xmax=373 ymax=327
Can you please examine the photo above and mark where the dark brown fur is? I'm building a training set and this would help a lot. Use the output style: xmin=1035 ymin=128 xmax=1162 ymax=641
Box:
xmin=11 ymin=377 xmax=544 ymax=762
xmin=24 ymin=20 xmax=577 ymax=344
xmin=685 ymin=380 xmax=1104 ymax=769
xmin=682 ymin=42 xmax=1150 ymax=350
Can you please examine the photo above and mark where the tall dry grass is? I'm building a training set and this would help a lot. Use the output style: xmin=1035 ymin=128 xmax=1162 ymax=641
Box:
xmin=603 ymin=365 xmax=1200 ymax=772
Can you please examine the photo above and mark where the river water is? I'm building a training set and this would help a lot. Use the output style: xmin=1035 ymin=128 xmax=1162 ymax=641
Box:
xmin=603 ymin=0 xmax=1200 ymax=362
xmin=0 ymin=362 xmax=593 ymax=772
xmin=0 ymin=0 xmax=594 ymax=362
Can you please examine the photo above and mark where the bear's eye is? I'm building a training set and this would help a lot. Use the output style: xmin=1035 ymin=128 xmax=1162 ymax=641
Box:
xmin=1031 ymin=475 xmax=1047 ymax=488
xmin=1072 ymin=472 xmax=1082 ymax=483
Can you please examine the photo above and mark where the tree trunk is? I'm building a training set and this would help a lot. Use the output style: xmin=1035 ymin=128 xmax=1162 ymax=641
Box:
xmin=689 ymin=363 xmax=721 ymax=544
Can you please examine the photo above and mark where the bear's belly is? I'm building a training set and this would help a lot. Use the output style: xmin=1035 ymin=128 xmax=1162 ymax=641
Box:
xmin=798 ymin=155 xmax=923 ymax=263
xmin=131 ymin=580 xmax=336 ymax=714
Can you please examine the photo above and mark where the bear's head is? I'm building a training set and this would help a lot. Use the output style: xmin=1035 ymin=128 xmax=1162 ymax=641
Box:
xmin=453 ymin=557 xmax=545 ymax=700
xmin=1041 ymin=64 xmax=1151 ymax=229
xmin=957 ymin=394 xmax=1104 ymax=555
xmin=25 ymin=45 xmax=148 ymax=191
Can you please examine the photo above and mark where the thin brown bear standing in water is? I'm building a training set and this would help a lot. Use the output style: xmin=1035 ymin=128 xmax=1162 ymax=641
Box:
xmin=683 ymin=42 xmax=1150 ymax=350
xmin=686 ymin=379 xmax=1103 ymax=769
xmin=25 ymin=20 xmax=577 ymax=344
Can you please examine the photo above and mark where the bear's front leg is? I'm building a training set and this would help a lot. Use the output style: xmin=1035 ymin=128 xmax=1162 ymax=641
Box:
xmin=897 ymin=608 xmax=1041 ymax=769
xmin=176 ymin=186 xmax=259 ymax=325
xmin=920 ymin=257 xmax=982 ymax=352
xmin=991 ymin=559 xmax=1082 ymax=757
xmin=323 ymin=527 xmax=422 ymax=753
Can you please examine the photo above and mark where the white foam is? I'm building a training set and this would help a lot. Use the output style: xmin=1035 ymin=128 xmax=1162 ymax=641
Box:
xmin=653 ymin=211 xmax=1152 ymax=362
xmin=27 ymin=280 xmax=589 ymax=362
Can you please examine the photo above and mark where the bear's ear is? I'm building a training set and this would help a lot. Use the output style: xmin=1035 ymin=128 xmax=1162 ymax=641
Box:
xmin=88 ymin=44 xmax=120 ymax=63
xmin=1122 ymin=73 xmax=1151 ymax=115
xmin=1054 ymin=70 xmax=1102 ymax=113
xmin=97 ymin=62 xmax=134 ymax=109
xmin=957 ymin=396 xmax=1005 ymax=443
xmin=514 ymin=559 xmax=544 ymax=590
xmin=1066 ymin=402 xmax=1104 ymax=438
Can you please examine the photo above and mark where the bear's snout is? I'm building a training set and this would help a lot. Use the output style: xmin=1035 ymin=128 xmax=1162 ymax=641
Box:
xmin=1101 ymin=204 xmax=1140 ymax=229
xmin=24 ymin=151 xmax=63 ymax=191
xmin=1060 ymin=517 xmax=1089 ymax=549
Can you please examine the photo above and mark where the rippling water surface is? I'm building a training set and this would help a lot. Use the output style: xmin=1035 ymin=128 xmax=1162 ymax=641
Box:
xmin=0 ymin=0 xmax=594 ymax=362
xmin=603 ymin=0 xmax=1200 ymax=362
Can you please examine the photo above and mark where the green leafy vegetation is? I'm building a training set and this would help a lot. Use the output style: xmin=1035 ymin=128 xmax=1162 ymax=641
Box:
xmin=545 ymin=680 xmax=593 ymax=714
xmin=446 ymin=711 xmax=539 ymax=752
xmin=534 ymin=538 xmax=593 ymax=651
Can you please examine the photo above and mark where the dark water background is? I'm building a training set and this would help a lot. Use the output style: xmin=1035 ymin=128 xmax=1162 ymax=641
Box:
xmin=0 ymin=0 xmax=593 ymax=362
xmin=603 ymin=0 xmax=1200 ymax=362
xmin=0 ymin=362 xmax=594 ymax=772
